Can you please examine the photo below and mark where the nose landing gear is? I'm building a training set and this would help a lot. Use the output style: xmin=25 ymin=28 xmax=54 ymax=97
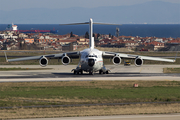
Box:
xmin=89 ymin=71 xmax=94 ymax=75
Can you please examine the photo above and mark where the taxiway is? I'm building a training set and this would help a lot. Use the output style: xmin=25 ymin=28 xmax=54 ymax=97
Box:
xmin=0 ymin=65 xmax=180 ymax=82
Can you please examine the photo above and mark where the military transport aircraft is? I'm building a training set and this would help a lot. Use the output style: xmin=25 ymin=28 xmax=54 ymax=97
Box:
xmin=5 ymin=18 xmax=176 ymax=75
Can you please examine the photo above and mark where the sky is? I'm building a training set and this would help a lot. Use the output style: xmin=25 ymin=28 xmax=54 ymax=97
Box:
xmin=0 ymin=0 xmax=180 ymax=11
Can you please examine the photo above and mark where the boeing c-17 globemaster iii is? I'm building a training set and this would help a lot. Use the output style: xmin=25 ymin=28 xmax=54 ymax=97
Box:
xmin=5 ymin=18 xmax=176 ymax=75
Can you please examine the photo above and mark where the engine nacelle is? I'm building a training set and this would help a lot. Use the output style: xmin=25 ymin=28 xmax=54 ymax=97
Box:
xmin=39 ymin=57 xmax=48 ymax=67
xmin=112 ymin=56 xmax=121 ymax=65
xmin=61 ymin=56 xmax=71 ymax=65
xmin=134 ymin=58 xmax=143 ymax=67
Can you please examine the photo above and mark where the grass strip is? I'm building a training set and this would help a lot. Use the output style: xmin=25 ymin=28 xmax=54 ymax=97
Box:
xmin=163 ymin=67 xmax=180 ymax=73
xmin=0 ymin=103 xmax=180 ymax=119
xmin=0 ymin=67 xmax=52 ymax=71
xmin=0 ymin=81 xmax=180 ymax=107
xmin=0 ymin=81 xmax=180 ymax=119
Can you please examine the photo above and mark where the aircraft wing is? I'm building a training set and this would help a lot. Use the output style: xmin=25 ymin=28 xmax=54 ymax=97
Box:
xmin=102 ymin=51 xmax=176 ymax=62
xmin=6 ymin=51 xmax=80 ymax=62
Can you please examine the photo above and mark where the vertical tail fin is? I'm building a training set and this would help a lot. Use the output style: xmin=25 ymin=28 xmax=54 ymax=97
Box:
xmin=89 ymin=18 xmax=94 ymax=49
xmin=89 ymin=37 xmax=94 ymax=49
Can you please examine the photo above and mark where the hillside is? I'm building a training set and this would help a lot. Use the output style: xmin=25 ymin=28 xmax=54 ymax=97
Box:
xmin=0 ymin=1 xmax=179 ymax=24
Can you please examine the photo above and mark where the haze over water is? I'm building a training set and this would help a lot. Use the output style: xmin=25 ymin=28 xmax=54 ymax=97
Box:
xmin=0 ymin=24 xmax=180 ymax=38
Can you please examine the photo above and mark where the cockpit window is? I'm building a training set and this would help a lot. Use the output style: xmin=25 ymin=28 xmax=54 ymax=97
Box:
xmin=86 ymin=54 xmax=97 ymax=58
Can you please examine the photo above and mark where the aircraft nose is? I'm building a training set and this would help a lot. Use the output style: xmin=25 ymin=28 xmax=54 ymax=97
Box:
xmin=88 ymin=59 xmax=95 ymax=67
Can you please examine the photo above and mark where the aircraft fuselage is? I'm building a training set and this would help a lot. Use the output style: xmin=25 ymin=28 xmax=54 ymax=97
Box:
xmin=79 ymin=48 xmax=103 ymax=73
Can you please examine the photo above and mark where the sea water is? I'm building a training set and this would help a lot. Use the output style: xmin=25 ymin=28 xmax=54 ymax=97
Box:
xmin=0 ymin=24 xmax=180 ymax=38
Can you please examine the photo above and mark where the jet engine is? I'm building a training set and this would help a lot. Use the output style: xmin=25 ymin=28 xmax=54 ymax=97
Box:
xmin=61 ymin=56 xmax=71 ymax=65
xmin=134 ymin=58 xmax=143 ymax=67
xmin=112 ymin=56 xmax=121 ymax=65
xmin=39 ymin=57 xmax=48 ymax=67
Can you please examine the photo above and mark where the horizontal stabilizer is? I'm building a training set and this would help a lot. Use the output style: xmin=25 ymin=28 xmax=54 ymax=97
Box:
xmin=60 ymin=22 xmax=121 ymax=26
xmin=94 ymin=22 xmax=121 ymax=26
xmin=59 ymin=22 xmax=89 ymax=25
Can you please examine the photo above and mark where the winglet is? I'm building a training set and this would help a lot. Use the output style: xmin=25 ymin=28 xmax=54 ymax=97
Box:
xmin=4 ymin=51 xmax=8 ymax=62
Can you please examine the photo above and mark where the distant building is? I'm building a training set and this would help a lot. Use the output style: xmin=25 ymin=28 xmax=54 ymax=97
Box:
xmin=24 ymin=38 xmax=34 ymax=44
xmin=145 ymin=41 xmax=164 ymax=51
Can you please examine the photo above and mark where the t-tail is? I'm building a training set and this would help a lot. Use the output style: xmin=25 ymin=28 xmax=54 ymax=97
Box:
xmin=59 ymin=18 xmax=120 ymax=49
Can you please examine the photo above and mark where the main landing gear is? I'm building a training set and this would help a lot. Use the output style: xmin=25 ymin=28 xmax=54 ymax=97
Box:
xmin=72 ymin=69 xmax=83 ymax=75
xmin=72 ymin=69 xmax=110 ymax=75
xmin=99 ymin=70 xmax=109 ymax=74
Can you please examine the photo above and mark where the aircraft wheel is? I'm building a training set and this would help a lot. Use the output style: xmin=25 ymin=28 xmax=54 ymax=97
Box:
xmin=89 ymin=71 xmax=94 ymax=75
xmin=106 ymin=71 xmax=109 ymax=74
xmin=99 ymin=70 xmax=103 ymax=74
xmin=74 ymin=71 xmax=77 ymax=75
xmin=80 ymin=70 xmax=83 ymax=75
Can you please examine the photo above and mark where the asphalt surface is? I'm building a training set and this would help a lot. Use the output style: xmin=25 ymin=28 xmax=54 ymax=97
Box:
xmin=0 ymin=72 xmax=180 ymax=79
xmin=0 ymin=65 xmax=180 ymax=82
